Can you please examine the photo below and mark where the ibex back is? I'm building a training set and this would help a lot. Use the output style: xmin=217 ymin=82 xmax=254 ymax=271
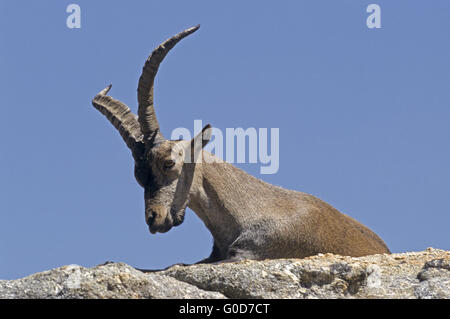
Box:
xmin=92 ymin=25 xmax=390 ymax=264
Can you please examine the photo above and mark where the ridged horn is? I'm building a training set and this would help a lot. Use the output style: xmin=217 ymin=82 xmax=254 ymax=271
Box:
xmin=92 ymin=85 xmax=145 ymax=161
xmin=137 ymin=25 xmax=200 ymax=145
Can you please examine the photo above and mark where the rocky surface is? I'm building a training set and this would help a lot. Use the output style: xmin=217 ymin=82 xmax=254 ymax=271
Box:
xmin=1 ymin=248 xmax=449 ymax=299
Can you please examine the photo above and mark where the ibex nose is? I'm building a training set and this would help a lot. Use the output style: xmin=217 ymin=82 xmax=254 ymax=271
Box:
xmin=146 ymin=210 xmax=156 ymax=226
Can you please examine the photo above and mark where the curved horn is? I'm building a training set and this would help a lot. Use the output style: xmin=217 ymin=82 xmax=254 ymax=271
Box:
xmin=92 ymin=85 xmax=145 ymax=161
xmin=137 ymin=25 xmax=200 ymax=145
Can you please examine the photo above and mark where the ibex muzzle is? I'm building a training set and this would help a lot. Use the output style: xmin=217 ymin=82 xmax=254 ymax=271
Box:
xmin=92 ymin=25 xmax=390 ymax=264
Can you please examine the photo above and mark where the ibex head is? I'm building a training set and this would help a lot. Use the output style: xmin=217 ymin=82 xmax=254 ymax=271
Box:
xmin=92 ymin=25 xmax=212 ymax=234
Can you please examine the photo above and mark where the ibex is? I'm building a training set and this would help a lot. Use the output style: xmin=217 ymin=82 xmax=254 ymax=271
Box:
xmin=92 ymin=25 xmax=390 ymax=264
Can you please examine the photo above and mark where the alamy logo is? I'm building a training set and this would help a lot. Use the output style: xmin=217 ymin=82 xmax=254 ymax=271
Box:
xmin=66 ymin=4 xmax=81 ymax=29
xmin=367 ymin=4 xmax=381 ymax=29
xmin=171 ymin=120 xmax=280 ymax=175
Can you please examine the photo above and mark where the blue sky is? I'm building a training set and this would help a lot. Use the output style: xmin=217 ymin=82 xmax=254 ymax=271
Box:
xmin=1 ymin=0 xmax=449 ymax=279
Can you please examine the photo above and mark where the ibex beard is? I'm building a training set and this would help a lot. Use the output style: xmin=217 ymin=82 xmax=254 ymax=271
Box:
xmin=92 ymin=25 xmax=390 ymax=265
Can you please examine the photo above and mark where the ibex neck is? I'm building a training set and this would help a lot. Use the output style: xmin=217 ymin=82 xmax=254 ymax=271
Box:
xmin=188 ymin=152 xmax=275 ymax=251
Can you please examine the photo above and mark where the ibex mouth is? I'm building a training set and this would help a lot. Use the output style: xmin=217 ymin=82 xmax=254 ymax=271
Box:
xmin=149 ymin=224 xmax=172 ymax=234
xmin=149 ymin=214 xmax=174 ymax=234
xmin=149 ymin=226 xmax=157 ymax=234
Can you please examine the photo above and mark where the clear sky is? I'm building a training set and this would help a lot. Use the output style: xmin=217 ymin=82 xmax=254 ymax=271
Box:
xmin=1 ymin=0 xmax=449 ymax=280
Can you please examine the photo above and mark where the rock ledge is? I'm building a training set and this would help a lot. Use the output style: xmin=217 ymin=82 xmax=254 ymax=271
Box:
xmin=1 ymin=248 xmax=449 ymax=299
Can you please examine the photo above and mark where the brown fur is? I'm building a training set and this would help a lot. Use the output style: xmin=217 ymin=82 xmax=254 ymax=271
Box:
xmin=186 ymin=151 xmax=390 ymax=262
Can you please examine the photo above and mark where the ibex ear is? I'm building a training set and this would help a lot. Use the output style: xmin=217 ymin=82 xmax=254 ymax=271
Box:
xmin=188 ymin=124 xmax=212 ymax=163
xmin=193 ymin=124 xmax=212 ymax=148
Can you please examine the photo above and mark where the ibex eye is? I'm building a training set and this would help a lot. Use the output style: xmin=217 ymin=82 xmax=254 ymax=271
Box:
xmin=164 ymin=160 xmax=176 ymax=169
